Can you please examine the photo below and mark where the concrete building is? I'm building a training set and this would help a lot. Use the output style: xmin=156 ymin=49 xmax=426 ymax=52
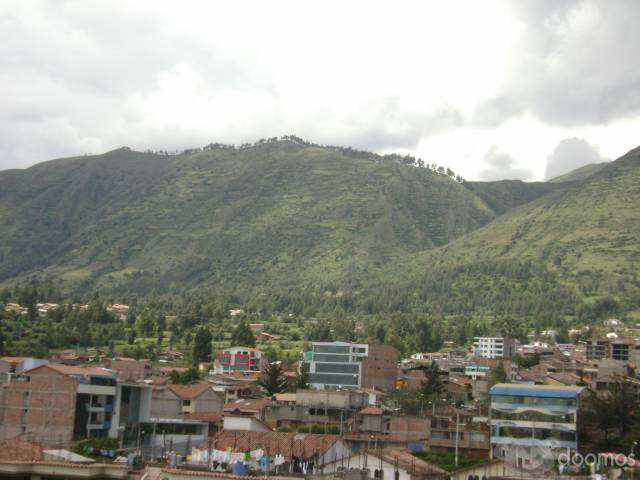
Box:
xmin=428 ymin=406 xmax=489 ymax=459
xmin=585 ymin=337 xmax=640 ymax=362
xmin=102 ymin=357 xmax=150 ymax=382
xmin=304 ymin=342 xmax=398 ymax=391
xmin=213 ymin=346 xmax=267 ymax=377
xmin=265 ymin=389 xmax=374 ymax=430
xmin=0 ymin=364 xmax=117 ymax=446
xmin=489 ymin=383 xmax=585 ymax=471
xmin=473 ymin=337 xmax=516 ymax=359
xmin=150 ymin=381 xmax=223 ymax=419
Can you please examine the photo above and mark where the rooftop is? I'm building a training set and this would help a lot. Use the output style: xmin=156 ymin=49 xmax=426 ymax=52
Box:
xmin=27 ymin=363 xmax=115 ymax=378
xmin=490 ymin=383 xmax=584 ymax=398
xmin=204 ymin=431 xmax=341 ymax=459
xmin=169 ymin=381 xmax=213 ymax=400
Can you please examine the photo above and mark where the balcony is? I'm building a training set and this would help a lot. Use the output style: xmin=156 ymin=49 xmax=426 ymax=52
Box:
xmin=491 ymin=436 xmax=576 ymax=449
xmin=77 ymin=384 xmax=116 ymax=396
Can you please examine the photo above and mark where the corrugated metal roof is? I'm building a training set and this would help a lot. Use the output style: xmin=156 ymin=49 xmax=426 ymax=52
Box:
xmin=490 ymin=383 xmax=583 ymax=398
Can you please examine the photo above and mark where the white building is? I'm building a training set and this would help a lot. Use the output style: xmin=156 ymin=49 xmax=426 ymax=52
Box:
xmin=473 ymin=337 xmax=516 ymax=359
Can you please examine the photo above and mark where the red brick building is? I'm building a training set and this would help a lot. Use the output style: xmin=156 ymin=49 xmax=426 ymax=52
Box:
xmin=0 ymin=364 xmax=117 ymax=447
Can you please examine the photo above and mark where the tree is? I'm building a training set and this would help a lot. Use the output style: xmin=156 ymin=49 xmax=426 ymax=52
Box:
xmin=170 ymin=366 xmax=201 ymax=384
xmin=421 ymin=361 xmax=444 ymax=400
xmin=258 ymin=362 xmax=289 ymax=396
xmin=296 ymin=363 xmax=310 ymax=390
xmin=489 ymin=362 xmax=508 ymax=387
xmin=192 ymin=327 xmax=212 ymax=364
xmin=230 ymin=322 xmax=256 ymax=347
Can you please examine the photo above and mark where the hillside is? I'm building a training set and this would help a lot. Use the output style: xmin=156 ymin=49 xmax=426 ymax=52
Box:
xmin=392 ymin=146 xmax=640 ymax=320
xmin=0 ymin=139 xmax=553 ymax=294
xmin=548 ymin=162 xmax=608 ymax=183
xmin=436 ymin=147 xmax=640 ymax=272
xmin=464 ymin=180 xmax=564 ymax=214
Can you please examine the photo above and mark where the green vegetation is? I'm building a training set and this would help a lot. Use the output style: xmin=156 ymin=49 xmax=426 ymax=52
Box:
xmin=257 ymin=362 xmax=289 ymax=396
xmin=413 ymin=451 xmax=485 ymax=472
xmin=0 ymin=138 xmax=542 ymax=294
xmin=170 ymin=367 xmax=201 ymax=384
xmin=421 ymin=361 xmax=444 ymax=400
xmin=548 ymin=162 xmax=608 ymax=183
xmin=230 ymin=322 xmax=256 ymax=348
xmin=277 ymin=423 xmax=340 ymax=434
xmin=192 ymin=326 xmax=212 ymax=363
xmin=0 ymin=139 xmax=639 ymax=360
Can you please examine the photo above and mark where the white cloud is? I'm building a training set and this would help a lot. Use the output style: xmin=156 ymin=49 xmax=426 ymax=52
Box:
xmin=544 ymin=138 xmax=607 ymax=180
xmin=479 ymin=146 xmax=533 ymax=181
xmin=0 ymin=0 xmax=639 ymax=180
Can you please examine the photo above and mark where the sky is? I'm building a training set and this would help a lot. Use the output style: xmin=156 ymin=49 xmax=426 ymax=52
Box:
xmin=1 ymin=0 xmax=639 ymax=180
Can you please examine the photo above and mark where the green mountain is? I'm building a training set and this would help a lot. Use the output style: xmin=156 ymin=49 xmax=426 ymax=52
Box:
xmin=0 ymin=139 xmax=558 ymax=294
xmin=548 ymin=162 xmax=608 ymax=183
xmin=396 ymin=146 xmax=640 ymax=316
xmin=464 ymin=180 xmax=564 ymax=214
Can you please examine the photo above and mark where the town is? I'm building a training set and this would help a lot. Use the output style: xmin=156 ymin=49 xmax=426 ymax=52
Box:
xmin=1 ymin=302 xmax=639 ymax=479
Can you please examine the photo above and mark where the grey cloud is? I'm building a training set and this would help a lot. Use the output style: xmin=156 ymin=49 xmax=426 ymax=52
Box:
xmin=479 ymin=146 xmax=533 ymax=181
xmin=544 ymin=137 xmax=607 ymax=180
xmin=473 ymin=0 xmax=640 ymax=128
xmin=309 ymin=100 xmax=464 ymax=152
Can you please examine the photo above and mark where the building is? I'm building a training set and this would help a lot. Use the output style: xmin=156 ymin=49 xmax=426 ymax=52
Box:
xmin=201 ymin=430 xmax=351 ymax=474
xmin=473 ymin=337 xmax=516 ymax=359
xmin=0 ymin=364 xmax=117 ymax=446
xmin=266 ymin=389 xmax=373 ymax=430
xmin=322 ymin=448 xmax=448 ymax=480
xmin=427 ymin=406 xmax=489 ymax=459
xmin=213 ymin=347 xmax=267 ymax=376
xmin=150 ymin=381 xmax=223 ymax=419
xmin=223 ymin=398 xmax=270 ymax=420
xmin=489 ymin=383 xmax=585 ymax=471
xmin=103 ymin=357 xmax=150 ymax=381
xmin=304 ymin=342 xmax=398 ymax=391
xmin=585 ymin=337 xmax=640 ymax=362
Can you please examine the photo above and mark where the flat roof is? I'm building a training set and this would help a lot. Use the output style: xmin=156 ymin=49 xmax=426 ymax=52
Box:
xmin=490 ymin=383 xmax=584 ymax=399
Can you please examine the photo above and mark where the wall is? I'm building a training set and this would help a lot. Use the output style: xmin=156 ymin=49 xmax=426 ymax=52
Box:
xmin=151 ymin=387 xmax=182 ymax=419
xmin=0 ymin=366 xmax=76 ymax=446
xmin=192 ymin=389 xmax=224 ymax=414
xmin=361 ymin=345 xmax=399 ymax=392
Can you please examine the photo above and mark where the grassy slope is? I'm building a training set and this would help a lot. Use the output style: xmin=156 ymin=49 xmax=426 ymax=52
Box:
xmin=464 ymin=180 xmax=565 ymax=214
xmin=548 ymin=162 xmax=608 ymax=183
xmin=404 ymin=146 xmax=640 ymax=279
xmin=2 ymin=140 xmax=532 ymax=293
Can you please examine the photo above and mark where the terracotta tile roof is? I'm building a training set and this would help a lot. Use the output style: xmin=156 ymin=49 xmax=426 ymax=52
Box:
xmin=223 ymin=398 xmax=270 ymax=414
xmin=159 ymin=366 xmax=189 ymax=374
xmin=33 ymin=363 xmax=115 ymax=378
xmin=0 ymin=438 xmax=44 ymax=461
xmin=376 ymin=448 xmax=448 ymax=477
xmin=359 ymin=406 xmax=384 ymax=415
xmin=169 ymin=381 xmax=213 ymax=400
xmin=274 ymin=393 xmax=297 ymax=403
xmin=205 ymin=431 xmax=341 ymax=459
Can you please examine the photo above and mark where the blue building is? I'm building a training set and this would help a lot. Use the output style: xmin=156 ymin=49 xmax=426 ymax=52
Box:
xmin=489 ymin=383 xmax=585 ymax=471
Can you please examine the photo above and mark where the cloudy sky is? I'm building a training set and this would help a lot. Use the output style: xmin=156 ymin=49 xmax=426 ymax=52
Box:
xmin=2 ymin=0 xmax=639 ymax=180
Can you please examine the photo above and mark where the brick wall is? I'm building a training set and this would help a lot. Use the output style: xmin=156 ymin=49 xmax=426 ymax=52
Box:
xmin=0 ymin=366 xmax=76 ymax=447
xmin=362 ymin=344 xmax=399 ymax=392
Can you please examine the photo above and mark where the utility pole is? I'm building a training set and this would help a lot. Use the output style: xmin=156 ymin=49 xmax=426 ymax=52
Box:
xmin=455 ymin=412 xmax=460 ymax=468
xmin=150 ymin=422 xmax=157 ymax=462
